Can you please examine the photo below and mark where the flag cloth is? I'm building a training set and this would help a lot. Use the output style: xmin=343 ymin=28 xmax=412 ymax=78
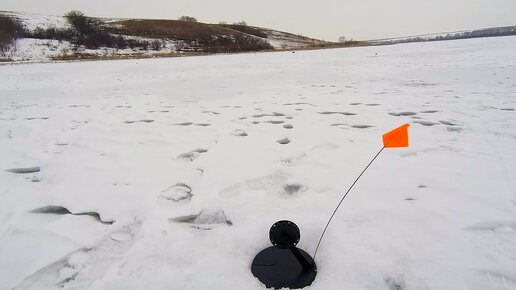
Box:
xmin=382 ymin=124 xmax=410 ymax=148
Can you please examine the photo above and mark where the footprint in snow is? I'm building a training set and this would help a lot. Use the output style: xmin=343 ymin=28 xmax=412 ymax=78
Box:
xmin=232 ymin=129 xmax=248 ymax=136
xmin=170 ymin=209 xmax=232 ymax=230
xmin=277 ymin=137 xmax=291 ymax=145
xmin=160 ymin=183 xmax=193 ymax=202
xmin=413 ymin=120 xmax=439 ymax=126
xmin=15 ymin=222 xmax=141 ymax=289
xmin=176 ymin=149 xmax=208 ymax=161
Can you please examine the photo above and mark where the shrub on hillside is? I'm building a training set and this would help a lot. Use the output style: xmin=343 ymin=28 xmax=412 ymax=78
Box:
xmin=200 ymin=34 xmax=272 ymax=53
xmin=178 ymin=16 xmax=197 ymax=22
xmin=0 ymin=14 xmax=26 ymax=52
xmin=25 ymin=10 xmax=153 ymax=50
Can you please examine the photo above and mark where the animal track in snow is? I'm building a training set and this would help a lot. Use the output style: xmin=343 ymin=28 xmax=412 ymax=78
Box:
xmin=421 ymin=110 xmax=439 ymax=113
xmin=30 ymin=206 xmax=114 ymax=225
xmin=264 ymin=120 xmax=285 ymax=124
xmin=283 ymin=124 xmax=293 ymax=129
xmin=176 ymin=149 xmax=208 ymax=161
xmin=174 ymin=122 xmax=193 ymax=126
xmin=160 ymin=183 xmax=193 ymax=202
xmin=195 ymin=123 xmax=211 ymax=126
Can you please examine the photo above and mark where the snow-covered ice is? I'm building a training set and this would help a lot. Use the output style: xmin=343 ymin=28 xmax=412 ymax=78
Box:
xmin=1 ymin=36 xmax=516 ymax=289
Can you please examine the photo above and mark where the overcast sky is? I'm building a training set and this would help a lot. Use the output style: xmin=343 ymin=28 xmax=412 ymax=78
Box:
xmin=2 ymin=0 xmax=515 ymax=41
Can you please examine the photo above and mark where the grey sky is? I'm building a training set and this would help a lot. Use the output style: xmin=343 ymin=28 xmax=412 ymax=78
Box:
xmin=1 ymin=0 xmax=515 ymax=41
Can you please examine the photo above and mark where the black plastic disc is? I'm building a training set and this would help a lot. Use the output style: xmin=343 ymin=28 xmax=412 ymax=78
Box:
xmin=251 ymin=246 xmax=317 ymax=289
xmin=269 ymin=220 xmax=300 ymax=249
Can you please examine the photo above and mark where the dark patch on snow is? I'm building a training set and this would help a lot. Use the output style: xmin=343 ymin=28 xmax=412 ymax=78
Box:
xmin=446 ymin=126 xmax=462 ymax=133
xmin=318 ymin=111 xmax=356 ymax=116
xmin=6 ymin=167 xmax=40 ymax=174
xmin=283 ymin=124 xmax=293 ymax=129
xmin=264 ymin=120 xmax=285 ymax=124
xmin=413 ymin=120 xmax=439 ymax=126
xmin=26 ymin=117 xmax=49 ymax=120
xmin=351 ymin=125 xmax=373 ymax=129
xmin=202 ymin=111 xmax=220 ymax=115
xmin=124 ymin=119 xmax=154 ymax=124
xmin=421 ymin=110 xmax=439 ymax=113
xmin=283 ymin=184 xmax=307 ymax=195
xmin=389 ymin=112 xmax=417 ymax=117
xmin=252 ymin=112 xmax=285 ymax=118
xmin=174 ymin=122 xmax=193 ymax=126
xmin=282 ymin=102 xmax=315 ymax=107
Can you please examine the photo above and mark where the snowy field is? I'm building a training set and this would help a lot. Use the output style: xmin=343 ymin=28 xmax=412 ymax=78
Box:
xmin=1 ymin=36 xmax=515 ymax=290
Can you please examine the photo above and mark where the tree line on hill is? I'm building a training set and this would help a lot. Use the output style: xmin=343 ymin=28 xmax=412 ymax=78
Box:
xmin=368 ymin=26 xmax=516 ymax=46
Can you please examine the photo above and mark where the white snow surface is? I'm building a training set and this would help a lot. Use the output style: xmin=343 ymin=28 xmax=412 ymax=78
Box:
xmin=1 ymin=37 xmax=516 ymax=290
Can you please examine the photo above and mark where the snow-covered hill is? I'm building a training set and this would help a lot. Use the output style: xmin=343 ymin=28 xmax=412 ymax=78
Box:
xmin=1 ymin=36 xmax=515 ymax=290
xmin=1 ymin=11 xmax=330 ymax=63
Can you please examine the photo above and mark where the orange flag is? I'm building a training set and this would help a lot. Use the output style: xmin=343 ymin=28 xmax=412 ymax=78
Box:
xmin=382 ymin=124 xmax=410 ymax=148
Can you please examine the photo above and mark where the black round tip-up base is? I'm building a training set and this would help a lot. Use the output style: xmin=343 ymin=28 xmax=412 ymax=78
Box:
xmin=251 ymin=246 xmax=317 ymax=289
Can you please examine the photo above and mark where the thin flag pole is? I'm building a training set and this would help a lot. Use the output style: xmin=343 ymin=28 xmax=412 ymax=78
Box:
xmin=313 ymin=145 xmax=386 ymax=259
